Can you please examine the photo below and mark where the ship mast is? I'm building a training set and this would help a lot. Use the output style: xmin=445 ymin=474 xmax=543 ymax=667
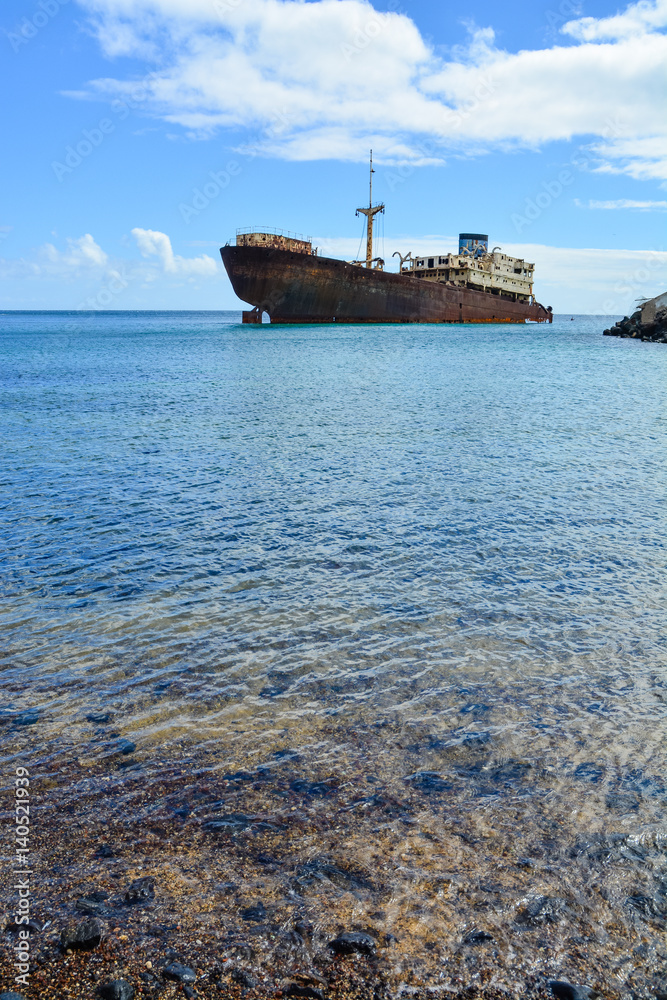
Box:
xmin=356 ymin=149 xmax=385 ymax=267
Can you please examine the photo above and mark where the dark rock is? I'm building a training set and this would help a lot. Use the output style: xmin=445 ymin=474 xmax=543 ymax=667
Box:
xmin=94 ymin=844 xmax=115 ymax=858
xmin=240 ymin=902 xmax=266 ymax=922
xmin=328 ymin=931 xmax=376 ymax=956
xmin=98 ymin=981 xmax=135 ymax=1000
xmin=183 ymin=988 xmax=195 ymax=1000
xmin=573 ymin=762 xmax=604 ymax=783
xmin=215 ymin=881 xmax=238 ymax=895
xmin=516 ymin=895 xmax=570 ymax=925
xmin=162 ymin=962 xmax=196 ymax=983
xmin=83 ymin=889 xmax=110 ymax=902
xmin=124 ymin=877 xmax=155 ymax=905
xmin=404 ymin=771 xmax=451 ymax=793
xmin=5 ymin=918 xmax=42 ymax=933
xmin=227 ymin=941 xmax=254 ymax=960
xmin=117 ymin=739 xmax=136 ymax=755
xmin=463 ymin=929 xmax=494 ymax=944
xmin=0 ymin=993 xmax=27 ymax=1000
xmin=87 ymin=712 xmax=112 ymax=723
xmin=290 ymin=779 xmax=333 ymax=797
xmin=606 ymin=791 xmax=640 ymax=811
xmin=76 ymin=897 xmax=111 ymax=916
xmin=231 ymin=969 xmax=258 ymax=987
xmin=549 ymin=981 xmax=595 ymax=1000
xmin=603 ymin=300 xmax=667 ymax=344
xmin=60 ymin=918 xmax=103 ymax=950
xmin=295 ymin=858 xmax=373 ymax=891
xmin=284 ymin=985 xmax=324 ymax=999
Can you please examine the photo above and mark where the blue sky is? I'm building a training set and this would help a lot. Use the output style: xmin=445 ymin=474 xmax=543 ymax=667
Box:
xmin=1 ymin=0 xmax=665 ymax=312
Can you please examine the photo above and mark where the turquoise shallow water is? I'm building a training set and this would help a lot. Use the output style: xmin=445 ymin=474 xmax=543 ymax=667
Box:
xmin=1 ymin=312 xmax=666 ymax=995
xmin=0 ymin=311 xmax=664 ymax=748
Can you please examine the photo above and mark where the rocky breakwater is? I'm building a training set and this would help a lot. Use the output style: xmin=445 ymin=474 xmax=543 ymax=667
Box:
xmin=604 ymin=291 xmax=667 ymax=343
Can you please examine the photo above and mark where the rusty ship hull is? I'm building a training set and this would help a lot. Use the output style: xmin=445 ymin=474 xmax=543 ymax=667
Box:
xmin=220 ymin=245 xmax=552 ymax=324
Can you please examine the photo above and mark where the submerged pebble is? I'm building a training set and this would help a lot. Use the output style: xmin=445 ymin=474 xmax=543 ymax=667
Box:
xmin=549 ymin=981 xmax=596 ymax=1000
xmin=162 ymin=962 xmax=196 ymax=983
xmin=284 ymin=985 xmax=325 ymax=999
xmin=124 ymin=877 xmax=155 ymax=905
xmin=328 ymin=932 xmax=377 ymax=956
xmin=98 ymin=982 xmax=135 ymax=1000
xmin=60 ymin=917 xmax=103 ymax=950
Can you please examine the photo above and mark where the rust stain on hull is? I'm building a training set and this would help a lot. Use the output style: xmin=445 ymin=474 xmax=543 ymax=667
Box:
xmin=221 ymin=246 xmax=553 ymax=325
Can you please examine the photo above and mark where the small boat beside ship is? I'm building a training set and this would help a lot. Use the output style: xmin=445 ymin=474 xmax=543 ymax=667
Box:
xmin=220 ymin=153 xmax=552 ymax=325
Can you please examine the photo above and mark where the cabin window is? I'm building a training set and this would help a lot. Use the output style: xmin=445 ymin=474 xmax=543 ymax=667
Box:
xmin=428 ymin=258 xmax=434 ymax=268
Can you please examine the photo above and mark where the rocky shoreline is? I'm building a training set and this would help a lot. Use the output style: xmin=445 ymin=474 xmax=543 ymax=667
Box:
xmin=2 ymin=720 xmax=667 ymax=1000
xmin=603 ymin=292 xmax=667 ymax=343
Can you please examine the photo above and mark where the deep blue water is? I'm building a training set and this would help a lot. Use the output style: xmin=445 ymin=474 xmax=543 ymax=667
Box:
xmin=0 ymin=311 xmax=665 ymax=753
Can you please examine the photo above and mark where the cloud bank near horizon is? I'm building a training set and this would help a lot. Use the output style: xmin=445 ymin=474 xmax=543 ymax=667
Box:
xmin=1 ymin=229 xmax=664 ymax=315
xmin=68 ymin=0 xmax=667 ymax=181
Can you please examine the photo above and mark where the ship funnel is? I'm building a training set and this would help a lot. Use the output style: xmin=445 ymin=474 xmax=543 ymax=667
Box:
xmin=459 ymin=233 xmax=488 ymax=255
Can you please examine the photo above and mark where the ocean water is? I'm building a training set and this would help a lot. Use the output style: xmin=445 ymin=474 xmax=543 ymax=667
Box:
xmin=1 ymin=311 xmax=665 ymax=997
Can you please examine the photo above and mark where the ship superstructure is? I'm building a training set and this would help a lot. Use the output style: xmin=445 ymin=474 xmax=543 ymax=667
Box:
xmin=406 ymin=236 xmax=536 ymax=305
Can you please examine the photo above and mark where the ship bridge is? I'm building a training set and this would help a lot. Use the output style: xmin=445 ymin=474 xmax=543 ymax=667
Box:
xmin=404 ymin=237 xmax=535 ymax=303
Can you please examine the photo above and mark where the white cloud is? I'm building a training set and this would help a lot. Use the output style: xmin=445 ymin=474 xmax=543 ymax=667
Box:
xmin=587 ymin=135 xmax=667 ymax=182
xmin=70 ymin=0 xmax=667 ymax=178
xmin=43 ymin=233 xmax=108 ymax=269
xmin=563 ymin=0 xmax=667 ymax=40
xmin=503 ymin=242 xmax=667 ymax=313
xmin=0 ymin=234 xmax=108 ymax=280
xmin=131 ymin=227 xmax=218 ymax=274
xmin=0 ymin=231 xmax=220 ymax=290
xmin=576 ymin=198 xmax=667 ymax=210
